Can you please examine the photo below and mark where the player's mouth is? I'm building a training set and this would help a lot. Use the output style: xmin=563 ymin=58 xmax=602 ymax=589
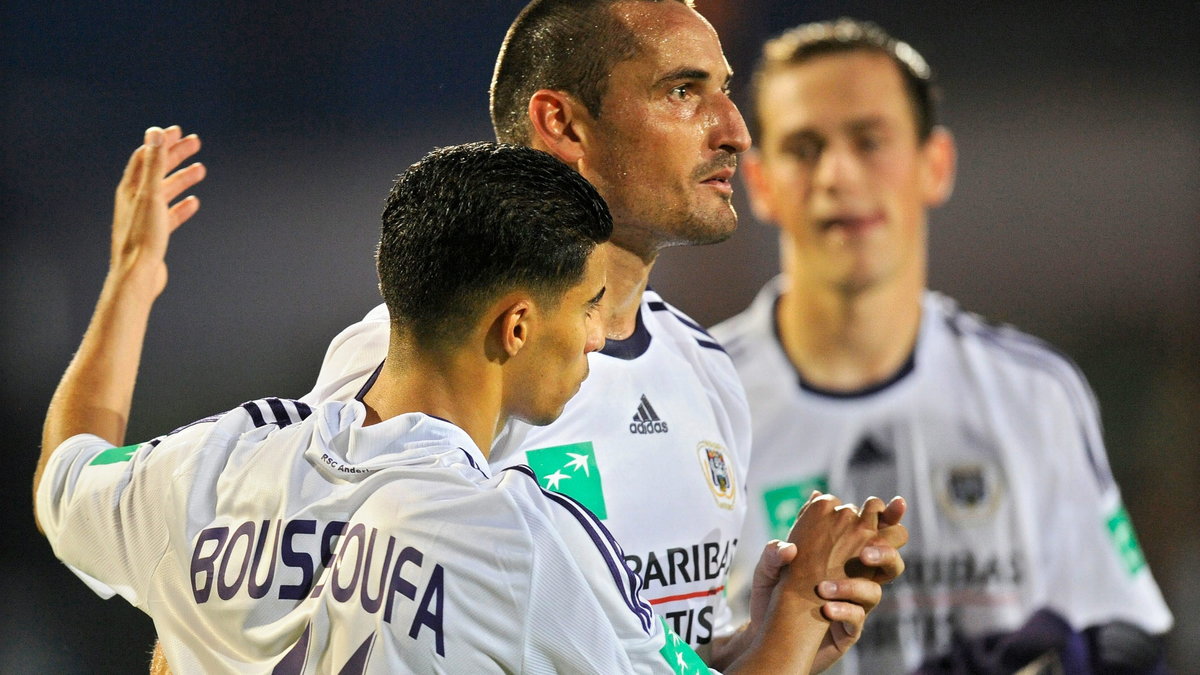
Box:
xmin=699 ymin=167 xmax=735 ymax=195
xmin=820 ymin=212 xmax=886 ymax=235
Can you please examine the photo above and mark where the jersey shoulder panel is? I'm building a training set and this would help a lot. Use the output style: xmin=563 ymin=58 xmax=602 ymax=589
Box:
xmin=489 ymin=465 xmax=679 ymax=673
xmin=928 ymin=291 xmax=1113 ymax=487
xmin=643 ymin=288 xmax=727 ymax=354
xmin=501 ymin=465 xmax=657 ymax=635
xmin=304 ymin=304 xmax=390 ymax=404
xmin=644 ymin=289 xmax=752 ymax=474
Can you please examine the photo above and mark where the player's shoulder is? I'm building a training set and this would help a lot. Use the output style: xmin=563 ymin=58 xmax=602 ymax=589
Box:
xmin=496 ymin=464 xmax=656 ymax=631
xmin=638 ymin=288 xmax=748 ymax=409
xmin=322 ymin=303 xmax=391 ymax=353
xmin=927 ymin=291 xmax=1097 ymax=401
xmin=641 ymin=287 xmax=728 ymax=356
xmin=139 ymin=396 xmax=319 ymax=466
xmin=229 ymin=397 xmax=316 ymax=432
xmin=305 ymin=304 xmax=391 ymax=404
xmin=494 ymin=464 xmax=602 ymax=531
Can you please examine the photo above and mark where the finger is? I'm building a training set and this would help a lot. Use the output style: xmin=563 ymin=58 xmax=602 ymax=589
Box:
xmin=119 ymin=143 xmax=148 ymax=197
xmin=798 ymin=490 xmax=839 ymax=518
xmin=758 ymin=540 xmax=784 ymax=574
xmin=821 ymin=602 xmax=865 ymax=654
xmin=162 ymin=162 xmax=206 ymax=204
xmin=808 ymin=491 xmax=841 ymax=508
xmin=834 ymin=502 xmax=860 ymax=517
xmin=860 ymin=543 xmax=905 ymax=582
xmin=775 ymin=540 xmax=797 ymax=565
xmin=881 ymin=496 xmax=907 ymax=527
xmin=874 ymin=521 xmax=909 ymax=550
xmin=818 ymin=577 xmax=882 ymax=613
xmin=168 ymin=195 xmax=201 ymax=230
xmin=139 ymin=126 xmax=167 ymax=196
xmin=820 ymin=600 xmax=866 ymax=633
xmin=858 ymin=496 xmax=886 ymax=530
xmin=161 ymin=125 xmax=183 ymax=147
xmin=749 ymin=539 xmax=796 ymax=626
xmin=752 ymin=540 xmax=794 ymax=585
xmin=166 ymin=133 xmax=202 ymax=171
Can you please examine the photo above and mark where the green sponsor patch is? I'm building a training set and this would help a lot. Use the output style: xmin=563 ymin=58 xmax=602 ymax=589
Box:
xmin=88 ymin=443 xmax=140 ymax=466
xmin=658 ymin=617 xmax=708 ymax=674
xmin=1106 ymin=502 xmax=1147 ymax=575
xmin=762 ymin=476 xmax=829 ymax=541
xmin=524 ymin=442 xmax=607 ymax=519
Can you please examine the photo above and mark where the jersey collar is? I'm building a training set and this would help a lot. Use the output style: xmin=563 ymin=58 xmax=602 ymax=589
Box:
xmin=599 ymin=299 xmax=652 ymax=360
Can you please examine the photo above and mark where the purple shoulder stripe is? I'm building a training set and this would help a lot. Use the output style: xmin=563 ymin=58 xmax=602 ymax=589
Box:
xmin=504 ymin=465 xmax=654 ymax=633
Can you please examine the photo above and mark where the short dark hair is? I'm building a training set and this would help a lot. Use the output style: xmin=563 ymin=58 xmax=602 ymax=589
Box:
xmin=491 ymin=0 xmax=693 ymax=145
xmin=378 ymin=142 xmax=612 ymax=348
xmin=752 ymin=18 xmax=939 ymax=141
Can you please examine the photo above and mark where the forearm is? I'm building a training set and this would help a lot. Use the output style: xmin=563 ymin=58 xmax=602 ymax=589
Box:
xmin=34 ymin=269 xmax=158 ymax=528
xmin=725 ymin=583 xmax=826 ymax=674
xmin=707 ymin=624 xmax=752 ymax=671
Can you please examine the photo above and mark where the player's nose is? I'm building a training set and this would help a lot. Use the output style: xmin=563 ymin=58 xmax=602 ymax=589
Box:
xmin=584 ymin=316 xmax=606 ymax=354
xmin=712 ymin=94 xmax=751 ymax=155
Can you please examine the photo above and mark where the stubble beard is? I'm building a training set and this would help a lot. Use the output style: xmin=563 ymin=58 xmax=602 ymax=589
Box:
xmin=660 ymin=198 xmax=739 ymax=249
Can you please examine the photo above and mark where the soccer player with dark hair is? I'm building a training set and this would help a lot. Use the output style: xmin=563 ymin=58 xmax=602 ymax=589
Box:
xmin=308 ymin=3 xmax=908 ymax=668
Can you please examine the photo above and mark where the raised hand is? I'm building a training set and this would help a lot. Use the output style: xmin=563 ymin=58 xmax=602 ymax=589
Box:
xmin=109 ymin=125 xmax=204 ymax=299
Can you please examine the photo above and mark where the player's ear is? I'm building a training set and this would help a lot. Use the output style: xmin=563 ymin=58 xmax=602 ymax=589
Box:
xmin=492 ymin=296 xmax=535 ymax=360
xmin=741 ymin=149 xmax=781 ymax=225
xmin=921 ymin=126 xmax=956 ymax=207
xmin=528 ymin=89 xmax=589 ymax=166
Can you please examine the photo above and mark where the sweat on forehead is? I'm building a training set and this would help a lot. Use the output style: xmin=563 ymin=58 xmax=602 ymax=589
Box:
xmin=490 ymin=0 xmax=697 ymax=145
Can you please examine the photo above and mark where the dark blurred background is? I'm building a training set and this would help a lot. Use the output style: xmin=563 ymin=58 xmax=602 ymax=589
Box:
xmin=2 ymin=1 xmax=1196 ymax=671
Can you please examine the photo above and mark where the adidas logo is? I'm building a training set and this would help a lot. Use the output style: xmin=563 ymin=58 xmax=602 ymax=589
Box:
xmin=629 ymin=395 xmax=669 ymax=435
xmin=849 ymin=436 xmax=892 ymax=467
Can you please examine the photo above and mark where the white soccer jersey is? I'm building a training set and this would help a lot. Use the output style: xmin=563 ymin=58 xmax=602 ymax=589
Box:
xmin=307 ymin=289 xmax=752 ymax=656
xmin=38 ymin=398 xmax=710 ymax=673
xmin=711 ymin=276 xmax=1173 ymax=673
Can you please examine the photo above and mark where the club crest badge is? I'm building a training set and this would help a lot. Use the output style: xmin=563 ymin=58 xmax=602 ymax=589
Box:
xmin=697 ymin=441 xmax=736 ymax=510
xmin=935 ymin=463 xmax=1003 ymax=521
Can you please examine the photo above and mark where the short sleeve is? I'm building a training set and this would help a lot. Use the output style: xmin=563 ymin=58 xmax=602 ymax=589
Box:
xmin=1036 ymin=364 xmax=1173 ymax=634
xmin=37 ymin=429 xmax=194 ymax=607
xmin=507 ymin=468 xmax=711 ymax=674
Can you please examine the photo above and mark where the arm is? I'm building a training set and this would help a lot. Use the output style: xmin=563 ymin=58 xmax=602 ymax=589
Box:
xmin=1033 ymin=366 xmax=1171 ymax=668
xmin=33 ymin=125 xmax=204 ymax=532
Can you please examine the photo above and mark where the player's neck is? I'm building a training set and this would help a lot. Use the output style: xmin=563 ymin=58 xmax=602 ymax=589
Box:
xmin=600 ymin=241 xmax=653 ymax=340
xmin=362 ymin=345 xmax=501 ymax=457
xmin=777 ymin=271 xmax=923 ymax=393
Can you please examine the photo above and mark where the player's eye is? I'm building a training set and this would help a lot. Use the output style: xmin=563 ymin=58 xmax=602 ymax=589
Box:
xmin=857 ymin=134 xmax=883 ymax=154
xmin=780 ymin=135 xmax=822 ymax=164
xmin=669 ymin=84 xmax=692 ymax=101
